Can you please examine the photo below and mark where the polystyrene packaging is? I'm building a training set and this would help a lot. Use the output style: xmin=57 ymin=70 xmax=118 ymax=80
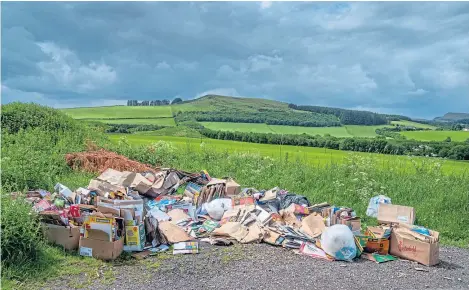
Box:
xmin=366 ymin=195 xmax=392 ymax=218
xmin=320 ymin=224 xmax=357 ymax=261
xmin=205 ymin=198 xmax=232 ymax=220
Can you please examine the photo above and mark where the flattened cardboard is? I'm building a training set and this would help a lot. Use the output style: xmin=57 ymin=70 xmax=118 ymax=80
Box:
xmin=301 ymin=213 xmax=325 ymax=238
xmin=132 ymin=173 xmax=153 ymax=194
xmin=158 ymin=221 xmax=193 ymax=243
xmin=240 ymin=223 xmax=264 ymax=244
xmin=79 ymin=236 xmax=124 ymax=260
xmin=390 ymin=226 xmax=439 ymax=266
xmin=119 ymin=171 xmax=137 ymax=187
xmin=167 ymin=209 xmax=190 ymax=224
xmin=263 ymin=229 xmax=282 ymax=245
xmin=377 ymin=204 xmax=415 ymax=225
xmin=97 ymin=169 xmax=124 ymax=185
xmin=88 ymin=179 xmax=126 ymax=196
xmin=42 ymin=223 xmax=80 ymax=250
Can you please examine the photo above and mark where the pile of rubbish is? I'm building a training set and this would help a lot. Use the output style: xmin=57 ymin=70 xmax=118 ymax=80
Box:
xmin=22 ymin=169 xmax=439 ymax=266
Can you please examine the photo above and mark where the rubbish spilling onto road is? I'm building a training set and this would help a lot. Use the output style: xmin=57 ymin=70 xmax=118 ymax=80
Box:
xmin=21 ymin=166 xmax=440 ymax=266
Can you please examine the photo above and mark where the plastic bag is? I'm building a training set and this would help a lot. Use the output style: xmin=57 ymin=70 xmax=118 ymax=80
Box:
xmin=366 ymin=195 xmax=391 ymax=218
xmin=278 ymin=193 xmax=310 ymax=209
xmin=205 ymin=198 xmax=233 ymax=221
xmin=320 ymin=224 xmax=357 ymax=261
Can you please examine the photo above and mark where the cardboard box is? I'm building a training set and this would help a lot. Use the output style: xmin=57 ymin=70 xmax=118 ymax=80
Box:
xmin=97 ymin=198 xmax=144 ymax=225
xmin=79 ymin=236 xmax=124 ymax=260
xmin=79 ymin=217 xmax=125 ymax=260
xmin=357 ymin=235 xmax=390 ymax=255
xmin=389 ymin=225 xmax=439 ymax=266
xmin=365 ymin=226 xmax=392 ymax=239
xmin=225 ymin=179 xmax=241 ymax=196
xmin=124 ymin=224 xmax=145 ymax=252
xmin=42 ymin=223 xmax=80 ymax=250
xmin=378 ymin=204 xmax=415 ymax=225
xmin=83 ymin=216 xmax=115 ymax=241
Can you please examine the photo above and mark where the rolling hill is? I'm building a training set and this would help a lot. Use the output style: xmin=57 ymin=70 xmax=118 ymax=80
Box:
xmin=62 ymin=94 xmax=438 ymax=139
xmin=434 ymin=112 xmax=469 ymax=122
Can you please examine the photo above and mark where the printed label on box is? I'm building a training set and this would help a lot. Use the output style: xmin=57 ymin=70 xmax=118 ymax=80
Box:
xmin=79 ymin=246 xmax=93 ymax=257
xmin=397 ymin=216 xmax=409 ymax=222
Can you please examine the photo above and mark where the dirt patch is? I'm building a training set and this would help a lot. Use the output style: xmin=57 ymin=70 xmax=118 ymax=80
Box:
xmin=65 ymin=149 xmax=159 ymax=174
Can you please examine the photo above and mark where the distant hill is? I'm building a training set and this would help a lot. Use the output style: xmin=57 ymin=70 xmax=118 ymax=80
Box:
xmin=62 ymin=94 xmax=419 ymax=128
xmin=434 ymin=112 xmax=469 ymax=122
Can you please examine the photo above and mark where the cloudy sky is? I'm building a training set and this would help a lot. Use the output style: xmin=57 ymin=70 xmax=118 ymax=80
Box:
xmin=2 ymin=2 xmax=468 ymax=119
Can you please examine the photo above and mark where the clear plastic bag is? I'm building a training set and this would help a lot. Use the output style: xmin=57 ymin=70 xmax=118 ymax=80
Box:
xmin=366 ymin=195 xmax=391 ymax=218
xmin=320 ymin=224 xmax=357 ymax=261
xmin=205 ymin=198 xmax=233 ymax=221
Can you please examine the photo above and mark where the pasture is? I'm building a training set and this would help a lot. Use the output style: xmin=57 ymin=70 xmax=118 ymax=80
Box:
xmin=108 ymin=133 xmax=469 ymax=174
xmin=401 ymin=130 xmax=469 ymax=142
xmin=62 ymin=106 xmax=173 ymax=119
xmin=200 ymin=122 xmax=389 ymax=138
xmin=391 ymin=120 xmax=436 ymax=129
xmin=85 ymin=118 xmax=176 ymax=126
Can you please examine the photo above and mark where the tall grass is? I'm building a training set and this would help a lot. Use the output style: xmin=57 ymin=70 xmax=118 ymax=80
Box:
xmin=111 ymin=140 xmax=469 ymax=246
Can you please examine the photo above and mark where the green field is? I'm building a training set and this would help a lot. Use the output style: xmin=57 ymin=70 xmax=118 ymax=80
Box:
xmin=137 ymin=126 xmax=202 ymax=138
xmin=269 ymin=125 xmax=351 ymax=137
xmin=201 ymin=122 xmax=388 ymax=138
xmin=62 ymin=106 xmax=173 ymax=119
xmin=391 ymin=120 xmax=436 ymax=129
xmin=86 ymin=118 xmax=176 ymax=126
xmin=109 ymin=133 xmax=469 ymax=174
xmin=344 ymin=125 xmax=391 ymax=137
xmin=200 ymin=122 xmax=274 ymax=133
xmin=401 ymin=130 xmax=469 ymax=142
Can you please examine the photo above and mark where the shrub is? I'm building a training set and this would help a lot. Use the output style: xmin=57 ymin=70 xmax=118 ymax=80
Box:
xmin=1 ymin=102 xmax=79 ymax=134
xmin=1 ymin=193 xmax=44 ymax=268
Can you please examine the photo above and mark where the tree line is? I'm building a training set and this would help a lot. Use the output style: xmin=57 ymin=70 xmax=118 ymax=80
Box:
xmin=127 ymin=98 xmax=183 ymax=106
xmin=174 ymin=110 xmax=341 ymax=127
xmin=199 ymin=128 xmax=469 ymax=160
xmin=288 ymin=104 xmax=391 ymax=125
xmin=104 ymin=124 xmax=167 ymax=134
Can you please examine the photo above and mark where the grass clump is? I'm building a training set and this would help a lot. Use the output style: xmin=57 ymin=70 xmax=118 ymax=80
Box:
xmin=1 ymin=194 xmax=44 ymax=268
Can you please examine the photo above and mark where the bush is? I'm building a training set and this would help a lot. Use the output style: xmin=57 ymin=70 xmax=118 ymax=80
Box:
xmin=1 ymin=193 xmax=44 ymax=268
xmin=1 ymin=103 xmax=107 ymax=191
xmin=1 ymin=102 xmax=79 ymax=134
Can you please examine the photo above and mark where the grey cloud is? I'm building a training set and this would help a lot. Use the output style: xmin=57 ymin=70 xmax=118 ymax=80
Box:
xmin=2 ymin=2 xmax=469 ymax=118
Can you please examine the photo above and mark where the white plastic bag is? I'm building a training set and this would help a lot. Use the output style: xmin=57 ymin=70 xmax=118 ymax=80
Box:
xmin=366 ymin=195 xmax=392 ymax=218
xmin=320 ymin=224 xmax=357 ymax=261
xmin=205 ymin=198 xmax=233 ymax=221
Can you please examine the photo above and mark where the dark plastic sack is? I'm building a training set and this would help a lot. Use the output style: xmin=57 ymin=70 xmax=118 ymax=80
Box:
xmin=278 ymin=193 xmax=310 ymax=209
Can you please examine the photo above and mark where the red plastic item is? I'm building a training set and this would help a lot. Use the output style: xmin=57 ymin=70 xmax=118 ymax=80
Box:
xmin=69 ymin=205 xmax=81 ymax=218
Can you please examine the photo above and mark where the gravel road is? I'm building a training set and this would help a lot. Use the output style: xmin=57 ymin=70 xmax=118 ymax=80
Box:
xmin=48 ymin=243 xmax=469 ymax=290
